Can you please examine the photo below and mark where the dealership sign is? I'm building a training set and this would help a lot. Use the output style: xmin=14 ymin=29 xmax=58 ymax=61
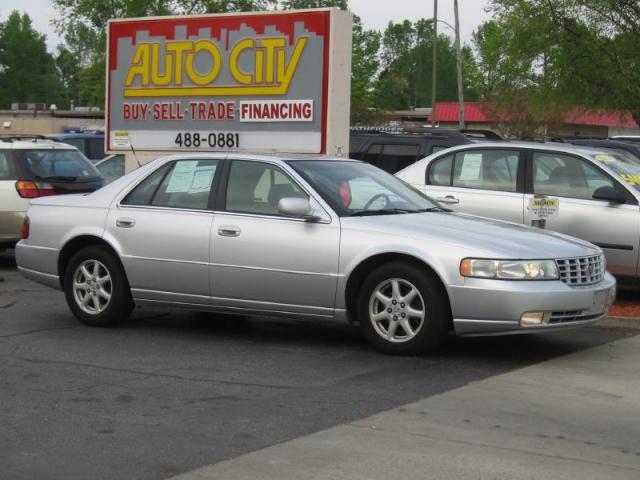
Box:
xmin=106 ymin=9 xmax=352 ymax=155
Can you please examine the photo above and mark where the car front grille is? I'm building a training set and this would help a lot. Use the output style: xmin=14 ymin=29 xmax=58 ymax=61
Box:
xmin=548 ymin=310 xmax=603 ymax=324
xmin=556 ymin=255 xmax=605 ymax=286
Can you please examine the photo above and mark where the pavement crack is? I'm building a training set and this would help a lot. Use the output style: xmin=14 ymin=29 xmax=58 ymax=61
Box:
xmin=349 ymin=423 xmax=640 ymax=472
xmin=0 ymin=353 xmax=295 ymax=390
xmin=0 ymin=325 xmax=77 ymax=338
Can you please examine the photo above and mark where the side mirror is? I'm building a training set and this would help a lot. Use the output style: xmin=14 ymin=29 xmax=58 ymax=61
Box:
xmin=278 ymin=197 xmax=319 ymax=220
xmin=592 ymin=185 xmax=627 ymax=204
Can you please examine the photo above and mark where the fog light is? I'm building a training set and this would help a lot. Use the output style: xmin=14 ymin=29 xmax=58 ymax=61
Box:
xmin=520 ymin=311 xmax=545 ymax=326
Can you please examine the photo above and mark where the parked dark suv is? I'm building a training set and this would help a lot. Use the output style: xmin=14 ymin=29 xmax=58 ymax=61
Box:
xmin=350 ymin=127 xmax=503 ymax=173
xmin=45 ymin=133 xmax=106 ymax=162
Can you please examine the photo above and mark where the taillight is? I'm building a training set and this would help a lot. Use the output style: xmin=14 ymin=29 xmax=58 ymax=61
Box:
xmin=21 ymin=216 xmax=30 ymax=239
xmin=15 ymin=180 xmax=56 ymax=198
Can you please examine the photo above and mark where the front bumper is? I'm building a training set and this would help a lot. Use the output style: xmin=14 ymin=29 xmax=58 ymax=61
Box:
xmin=449 ymin=272 xmax=617 ymax=336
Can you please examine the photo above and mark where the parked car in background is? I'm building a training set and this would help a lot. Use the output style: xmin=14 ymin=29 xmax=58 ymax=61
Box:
xmin=350 ymin=127 xmax=502 ymax=174
xmin=561 ymin=138 xmax=640 ymax=161
xmin=396 ymin=142 xmax=640 ymax=284
xmin=45 ymin=133 xmax=106 ymax=162
xmin=0 ymin=135 xmax=104 ymax=250
xmin=95 ymin=154 xmax=125 ymax=184
xmin=17 ymin=153 xmax=615 ymax=355
xmin=610 ymin=135 xmax=640 ymax=144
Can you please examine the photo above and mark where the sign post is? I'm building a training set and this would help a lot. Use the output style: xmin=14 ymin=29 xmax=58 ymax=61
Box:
xmin=106 ymin=9 xmax=352 ymax=167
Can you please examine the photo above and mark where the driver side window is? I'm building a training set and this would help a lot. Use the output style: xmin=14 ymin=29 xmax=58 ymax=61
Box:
xmin=225 ymin=161 xmax=308 ymax=215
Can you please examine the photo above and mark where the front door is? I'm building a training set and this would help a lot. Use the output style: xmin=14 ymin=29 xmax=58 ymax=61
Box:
xmin=106 ymin=159 xmax=220 ymax=304
xmin=210 ymin=159 xmax=340 ymax=317
xmin=524 ymin=151 xmax=640 ymax=277
xmin=425 ymin=148 xmax=525 ymax=223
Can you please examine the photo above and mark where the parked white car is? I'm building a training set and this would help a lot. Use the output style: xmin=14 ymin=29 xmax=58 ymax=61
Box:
xmin=396 ymin=142 xmax=640 ymax=283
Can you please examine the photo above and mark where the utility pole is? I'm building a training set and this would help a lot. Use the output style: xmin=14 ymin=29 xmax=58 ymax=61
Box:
xmin=454 ymin=0 xmax=465 ymax=128
xmin=431 ymin=0 xmax=438 ymax=127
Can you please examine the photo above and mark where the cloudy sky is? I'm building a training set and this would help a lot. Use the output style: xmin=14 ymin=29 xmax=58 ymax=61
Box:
xmin=0 ymin=0 xmax=491 ymax=51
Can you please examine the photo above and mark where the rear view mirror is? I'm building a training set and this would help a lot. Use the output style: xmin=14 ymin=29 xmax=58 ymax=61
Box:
xmin=592 ymin=186 xmax=627 ymax=204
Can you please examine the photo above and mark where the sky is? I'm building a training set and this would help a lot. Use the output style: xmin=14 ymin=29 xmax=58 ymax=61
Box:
xmin=0 ymin=0 xmax=492 ymax=52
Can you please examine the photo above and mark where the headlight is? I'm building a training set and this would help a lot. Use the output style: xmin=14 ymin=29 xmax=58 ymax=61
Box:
xmin=460 ymin=259 xmax=559 ymax=280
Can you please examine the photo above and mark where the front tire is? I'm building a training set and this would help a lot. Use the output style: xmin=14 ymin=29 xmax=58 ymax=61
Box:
xmin=357 ymin=262 xmax=449 ymax=355
xmin=63 ymin=246 xmax=133 ymax=327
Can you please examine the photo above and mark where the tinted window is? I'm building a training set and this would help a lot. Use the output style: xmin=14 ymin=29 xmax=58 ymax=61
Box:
xmin=122 ymin=163 xmax=173 ymax=206
xmin=0 ymin=152 xmax=11 ymax=179
xmin=23 ymin=149 xmax=100 ymax=181
xmin=151 ymin=160 xmax=218 ymax=210
xmin=533 ymin=152 xmax=615 ymax=200
xmin=428 ymin=155 xmax=453 ymax=185
xmin=226 ymin=161 xmax=307 ymax=215
xmin=87 ymin=138 xmax=105 ymax=160
xmin=97 ymin=155 xmax=125 ymax=184
xmin=61 ymin=138 xmax=85 ymax=152
xmin=452 ymin=150 xmax=519 ymax=192
xmin=362 ymin=144 xmax=382 ymax=166
xmin=379 ymin=144 xmax=421 ymax=173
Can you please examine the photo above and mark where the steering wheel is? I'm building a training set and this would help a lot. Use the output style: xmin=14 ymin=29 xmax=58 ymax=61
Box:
xmin=363 ymin=193 xmax=391 ymax=210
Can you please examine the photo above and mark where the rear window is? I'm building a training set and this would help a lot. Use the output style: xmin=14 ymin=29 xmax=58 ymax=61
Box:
xmin=87 ymin=138 xmax=105 ymax=160
xmin=21 ymin=149 xmax=101 ymax=181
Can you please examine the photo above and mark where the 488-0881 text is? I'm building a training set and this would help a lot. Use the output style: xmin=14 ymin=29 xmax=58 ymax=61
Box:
xmin=174 ymin=132 xmax=240 ymax=148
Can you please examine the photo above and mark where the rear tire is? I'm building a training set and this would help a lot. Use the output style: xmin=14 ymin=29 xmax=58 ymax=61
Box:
xmin=357 ymin=261 xmax=449 ymax=355
xmin=63 ymin=246 xmax=133 ymax=327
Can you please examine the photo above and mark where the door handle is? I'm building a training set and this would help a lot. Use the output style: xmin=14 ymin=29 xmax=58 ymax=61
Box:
xmin=218 ymin=226 xmax=241 ymax=237
xmin=116 ymin=218 xmax=136 ymax=228
xmin=435 ymin=196 xmax=460 ymax=205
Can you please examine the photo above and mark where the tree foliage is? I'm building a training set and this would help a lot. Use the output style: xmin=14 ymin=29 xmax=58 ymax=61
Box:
xmin=473 ymin=0 xmax=640 ymax=127
xmin=0 ymin=11 xmax=66 ymax=108
xmin=373 ymin=19 xmax=477 ymax=111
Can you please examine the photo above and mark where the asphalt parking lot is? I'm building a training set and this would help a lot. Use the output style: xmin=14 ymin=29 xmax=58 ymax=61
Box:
xmin=0 ymin=249 xmax=637 ymax=480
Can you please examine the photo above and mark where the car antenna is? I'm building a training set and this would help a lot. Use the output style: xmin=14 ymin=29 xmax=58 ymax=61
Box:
xmin=128 ymin=140 xmax=142 ymax=169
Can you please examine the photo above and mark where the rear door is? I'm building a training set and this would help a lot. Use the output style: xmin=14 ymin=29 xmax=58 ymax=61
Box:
xmin=107 ymin=159 xmax=220 ymax=304
xmin=424 ymin=148 xmax=526 ymax=223
xmin=524 ymin=150 xmax=640 ymax=277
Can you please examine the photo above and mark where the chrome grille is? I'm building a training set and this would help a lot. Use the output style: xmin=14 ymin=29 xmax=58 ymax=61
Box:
xmin=556 ymin=255 xmax=604 ymax=286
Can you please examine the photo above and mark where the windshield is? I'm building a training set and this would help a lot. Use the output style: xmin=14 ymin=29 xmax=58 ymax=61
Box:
xmin=288 ymin=160 xmax=442 ymax=216
xmin=23 ymin=149 xmax=101 ymax=181
xmin=590 ymin=152 xmax=640 ymax=192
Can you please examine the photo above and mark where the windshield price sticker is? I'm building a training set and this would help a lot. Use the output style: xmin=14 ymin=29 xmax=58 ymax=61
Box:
xmin=620 ymin=173 xmax=640 ymax=186
xmin=529 ymin=197 xmax=559 ymax=220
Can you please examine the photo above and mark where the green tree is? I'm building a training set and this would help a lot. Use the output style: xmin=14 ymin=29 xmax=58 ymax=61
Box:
xmin=0 ymin=11 xmax=67 ymax=108
xmin=474 ymin=0 xmax=640 ymax=127
xmin=373 ymin=19 xmax=477 ymax=111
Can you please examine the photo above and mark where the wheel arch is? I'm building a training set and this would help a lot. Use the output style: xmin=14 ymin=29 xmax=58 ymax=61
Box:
xmin=57 ymin=235 xmax=124 ymax=289
xmin=343 ymin=252 xmax=453 ymax=330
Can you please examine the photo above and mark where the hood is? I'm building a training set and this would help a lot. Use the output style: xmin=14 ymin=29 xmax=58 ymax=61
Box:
xmin=342 ymin=211 xmax=600 ymax=259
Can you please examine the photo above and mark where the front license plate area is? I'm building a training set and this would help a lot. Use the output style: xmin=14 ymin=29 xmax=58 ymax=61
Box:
xmin=592 ymin=290 xmax=609 ymax=313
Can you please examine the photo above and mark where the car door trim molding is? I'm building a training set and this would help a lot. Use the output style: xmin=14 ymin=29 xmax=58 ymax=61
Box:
xmin=211 ymin=261 xmax=341 ymax=278
xmin=121 ymin=254 xmax=209 ymax=266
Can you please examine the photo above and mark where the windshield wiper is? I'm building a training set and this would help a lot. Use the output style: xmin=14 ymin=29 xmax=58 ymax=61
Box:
xmin=350 ymin=208 xmax=424 ymax=216
xmin=35 ymin=175 xmax=78 ymax=182
xmin=417 ymin=206 xmax=452 ymax=212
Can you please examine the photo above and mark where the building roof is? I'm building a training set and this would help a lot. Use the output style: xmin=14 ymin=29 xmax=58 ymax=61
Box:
xmin=434 ymin=101 xmax=638 ymax=128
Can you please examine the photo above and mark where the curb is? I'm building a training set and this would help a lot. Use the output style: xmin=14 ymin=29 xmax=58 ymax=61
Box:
xmin=598 ymin=316 xmax=640 ymax=330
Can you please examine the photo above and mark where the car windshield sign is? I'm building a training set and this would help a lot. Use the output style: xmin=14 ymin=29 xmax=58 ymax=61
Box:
xmin=592 ymin=152 xmax=640 ymax=192
xmin=289 ymin=160 xmax=441 ymax=216
xmin=24 ymin=150 xmax=101 ymax=181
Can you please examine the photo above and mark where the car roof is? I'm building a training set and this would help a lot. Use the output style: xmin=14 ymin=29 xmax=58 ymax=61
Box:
xmin=0 ymin=139 xmax=78 ymax=150
xmin=155 ymin=152 xmax=354 ymax=164
xmin=431 ymin=140 xmax=617 ymax=158
xmin=45 ymin=133 xmax=104 ymax=139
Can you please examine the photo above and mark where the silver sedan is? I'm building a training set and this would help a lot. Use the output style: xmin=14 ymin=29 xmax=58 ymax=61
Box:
xmin=16 ymin=153 xmax=616 ymax=355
